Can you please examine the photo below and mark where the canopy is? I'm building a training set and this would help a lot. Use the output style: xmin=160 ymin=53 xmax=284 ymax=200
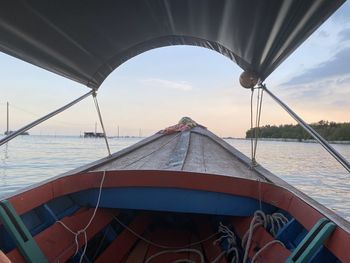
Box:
xmin=0 ymin=0 xmax=345 ymax=89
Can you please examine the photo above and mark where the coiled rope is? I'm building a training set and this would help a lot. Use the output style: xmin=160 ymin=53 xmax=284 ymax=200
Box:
xmin=242 ymin=210 xmax=288 ymax=263
xmin=251 ymin=240 xmax=285 ymax=263
xmin=114 ymin=216 xmax=240 ymax=263
xmin=113 ymin=215 xmax=218 ymax=250
xmin=212 ymin=222 xmax=239 ymax=263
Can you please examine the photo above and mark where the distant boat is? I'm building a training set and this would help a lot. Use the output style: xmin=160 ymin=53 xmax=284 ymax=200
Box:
xmin=4 ymin=130 xmax=29 ymax=136
xmin=4 ymin=102 xmax=29 ymax=136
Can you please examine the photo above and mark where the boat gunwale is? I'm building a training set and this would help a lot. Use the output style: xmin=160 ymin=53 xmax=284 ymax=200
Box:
xmin=0 ymin=131 xmax=167 ymax=201
xmin=1 ymin=127 xmax=349 ymax=232
xmin=0 ymin=127 xmax=259 ymax=201
xmin=2 ymin=169 xmax=350 ymax=262
xmin=1 ymin=127 xmax=350 ymax=261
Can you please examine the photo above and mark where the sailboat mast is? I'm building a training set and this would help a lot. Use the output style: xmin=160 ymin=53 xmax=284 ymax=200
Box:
xmin=6 ymin=102 xmax=9 ymax=134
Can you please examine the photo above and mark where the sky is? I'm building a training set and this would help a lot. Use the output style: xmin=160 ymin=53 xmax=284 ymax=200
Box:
xmin=0 ymin=2 xmax=349 ymax=138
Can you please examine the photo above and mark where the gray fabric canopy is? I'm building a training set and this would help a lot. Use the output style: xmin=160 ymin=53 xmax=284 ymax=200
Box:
xmin=0 ymin=0 xmax=345 ymax=89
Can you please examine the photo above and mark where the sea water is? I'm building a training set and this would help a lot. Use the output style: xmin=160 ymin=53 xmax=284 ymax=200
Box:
xmin=0 ymin=135 xmax=349 ymax=221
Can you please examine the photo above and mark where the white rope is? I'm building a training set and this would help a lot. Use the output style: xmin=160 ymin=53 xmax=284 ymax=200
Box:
xmin=57 ymin=170 xmax=106 ymax=263
xmin=253 ymin=88 xmax=264 ymax=161
xmin=242 ymin=216 xmax=264 ymax=263
xmin=249 ymin=86 xmax=264 ymax=167
xmin=212 ymin=222 xmax=239 ymax=263
xmin=173 ymin=260 xmax=197 ymax=263
xmin=113 ymin=215 xmax=218 ymax=249
xmin=250 ymin=88 xmax=255 ymax=165
xmin=145 ymin=249 xmax=204 ymax=263
xmin=251 ymin=240 xmax=285 ymax=263
xmin=242 ymin=210 xmax=288 ymax=263
xmin=213 ymin=222 xmax=237 ymax=247
xmin=210 ymin=247 xmax=239 ymax=263
xmin=114 ymin=216 xmax=241 ymax=263
xmin=210 ymin=250 xmax=226 ymax=263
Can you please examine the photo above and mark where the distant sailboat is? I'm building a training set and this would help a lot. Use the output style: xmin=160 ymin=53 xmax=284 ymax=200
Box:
xmin=4 ymin=102 xmax=29 ymax=136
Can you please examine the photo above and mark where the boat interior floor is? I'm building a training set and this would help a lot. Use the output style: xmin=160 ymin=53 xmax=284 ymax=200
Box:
xmin=1 ymin=198 xmax=341 ymax=263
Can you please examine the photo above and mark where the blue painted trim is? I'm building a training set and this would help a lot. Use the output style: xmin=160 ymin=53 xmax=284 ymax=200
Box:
xmin=43 ymin=204 xmax=58 ymax=221
xmin=277 ymin=218 xmax=307 ymax=250
xmin=71 ymin=187 xmax=275 ymax=216
xmin=46 ymin=196 xmax=80 ymax=220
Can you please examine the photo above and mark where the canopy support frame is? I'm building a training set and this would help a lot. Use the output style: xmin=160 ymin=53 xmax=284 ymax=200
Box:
xmin=262 ymin=84 xmax=350 ymax=173
xmin=0 ymin=90 xmax=94 ymax=147
xmin=92 ymin=91 xmax=111 ymax=156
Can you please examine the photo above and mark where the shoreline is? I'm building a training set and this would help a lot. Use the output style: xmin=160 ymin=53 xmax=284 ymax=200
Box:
xmin=223 ymin=137 xmax=350 ymax=145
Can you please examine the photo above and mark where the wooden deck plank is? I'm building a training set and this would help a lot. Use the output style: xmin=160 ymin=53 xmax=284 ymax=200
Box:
xmin=144 ymin=228 xmax=192 ymax=263
xmin=95 ymin=134 xmax=179 ymax=171
xmin=95 ymin=213 xmax=152 ymax=263
xmin=188 ymin=233 xmax=205 ymax=262
xmin=124 ymin=239 xmax=151 ymax=263
xmin=7 ymin=208 xmax=114 ymax=263
xmin=182 ymin=131 xmax=206 ymax=173
xmin=164 ymin=131 xmax=191 ymax=170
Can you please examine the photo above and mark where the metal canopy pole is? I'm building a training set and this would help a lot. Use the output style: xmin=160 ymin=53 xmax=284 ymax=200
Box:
xmin=0 ymin=90 xmax=94 ymax=147
xmin=92 ymin=91 xmax=111 ymax=156
xmin=262 ymin=85 xmax=350 ymax=173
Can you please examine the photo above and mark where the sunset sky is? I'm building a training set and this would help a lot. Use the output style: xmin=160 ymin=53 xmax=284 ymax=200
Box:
xmin=0 ymin=2 xmax=349 ymax=138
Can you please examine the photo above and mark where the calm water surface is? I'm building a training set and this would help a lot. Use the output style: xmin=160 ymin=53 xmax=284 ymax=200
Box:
xmin=1 ymin=135 xmax=350 ymax=221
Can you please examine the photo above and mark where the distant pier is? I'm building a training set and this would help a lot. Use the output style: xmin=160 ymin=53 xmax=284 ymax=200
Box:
xmin=83 ymin=132 xmax=105 ymax=138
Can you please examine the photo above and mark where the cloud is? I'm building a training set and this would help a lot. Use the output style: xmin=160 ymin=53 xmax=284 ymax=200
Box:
xmin=338 ymin=28 xmax=350 ymax=42
xmin=283 ymin=47 xmax=350 ymax=86
xmin=336 ymin=76 xmax=350 ymax=85
xmin=331 ymin=99 xmax=350 ymax=108
xmin=318 ymin=30 xmax=330 ymax=38
xmin=141 ymin=78 xmax=193 ymax=91
xmin=279 ymin=76 xmax=350 ymax=111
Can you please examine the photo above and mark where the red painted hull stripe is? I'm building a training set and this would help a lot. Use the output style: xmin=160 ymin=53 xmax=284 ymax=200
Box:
xmin=5 ymin=170 xmax=350 ymax=262
xmin=232 ymin=217 xmax=290 ymax=262
xmin=7 ymin=208 xmax=114 ymax=262
xmin=96 ymin=213 xmax=152 ymax=263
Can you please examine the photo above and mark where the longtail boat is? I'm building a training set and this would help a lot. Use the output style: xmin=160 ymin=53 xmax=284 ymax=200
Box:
xmin=0 ymin=1 xmax=349 ymax=262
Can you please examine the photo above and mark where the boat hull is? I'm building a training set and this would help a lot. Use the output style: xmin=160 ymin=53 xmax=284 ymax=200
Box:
xmin=1 ymin=170 xmax=349 ymax=262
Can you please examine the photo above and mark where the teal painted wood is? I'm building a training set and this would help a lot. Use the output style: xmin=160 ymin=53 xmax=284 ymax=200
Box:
xmin=285 ymin=218 xmax=336 ymax=263
xmin=0 ymin=200 xmax=48 ymax=263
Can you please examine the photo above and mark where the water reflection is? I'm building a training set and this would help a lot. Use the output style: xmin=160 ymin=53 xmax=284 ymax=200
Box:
xmin=227 ymin=139 xmax=350 ymax=221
